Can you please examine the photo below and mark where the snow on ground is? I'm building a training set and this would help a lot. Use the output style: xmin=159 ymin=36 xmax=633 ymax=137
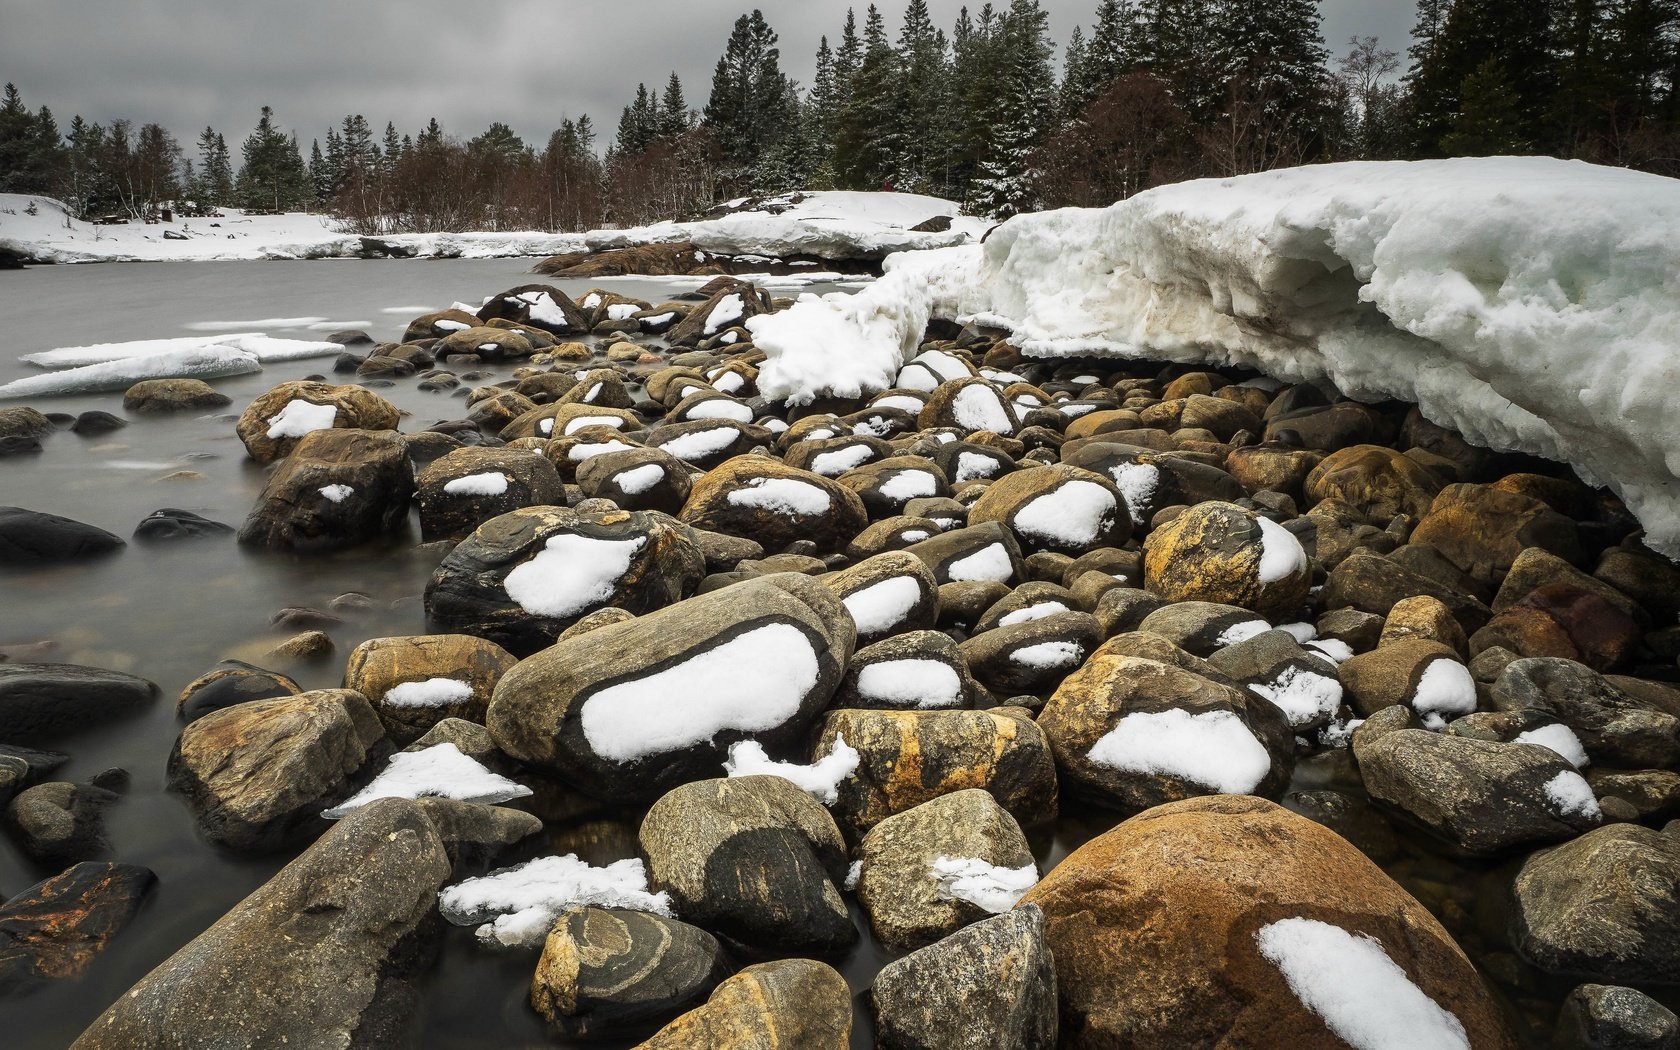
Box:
xmin=929 ymin=856 xmax=1039 ymax=913
xmin=577 ymin=622 xmax=820 ymax=763
xmin=753 ymin=158 xmax=1680 ymax=555
xmin=0 ymin=189 xmax=981 ymax=265
xmin=723 ymin=734 xmax=860 ymax=804
xmin=323 ymin=743 xmax=531 ymax=819
xmin=1256 ymin=917 xmax=1471 ymax=1050
xmin=438 ymin=854 xmax=673 ymax=948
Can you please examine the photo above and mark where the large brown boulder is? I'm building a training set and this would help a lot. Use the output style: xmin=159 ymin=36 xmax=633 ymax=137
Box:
xmin=1143 ymin=501 xmax=1310 ymax=620
xmin=1304 ymin=444 xmax=1444 ymax=523
xmin=234 ymin=380 xmax=400 ymax=463
xmin=414 ymin=446 xmax=565 ymax=542
xmin=1018 ymin=795 xmax=1518 ymax=1049
xmin=633 ymin=958 xmax=851 ymax=1049
xmin=680 ymin=456 xmax=868 ymax=553
xmin=236 ymin=428 xmax=415 ymax=553
xmin=967 ymin=464 xmax=1132 ymax=556
xmin=1412 ymin=482 xmax=1583 ymax=587
xmin=342 ymin=633 xmax=517 ymax=743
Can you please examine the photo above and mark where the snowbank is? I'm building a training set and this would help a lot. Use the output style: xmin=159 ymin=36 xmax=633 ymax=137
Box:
xmin=754 ymin=158 xmax=1680 ymax=554
xmin=0 ymin=189 xmax=982 ymax=265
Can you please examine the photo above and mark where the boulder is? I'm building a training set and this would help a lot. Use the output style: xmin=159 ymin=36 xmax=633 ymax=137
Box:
xmin=903 ymin=521 xmax=1026 ymax=586
xmin=424 ymin=505 xmax=706 ymax=656
xmin=414 ymin=446 xmax=565 ymax=542
xmin=5 ymin=780 xmax=119 ymax=862
xmin=639 ymin=776 xmax=855 ymax=954
xmin=1303 ymin=444 xmax=1444 ymax=523
xmin=1018 ymin=795 xmax=1518 ymax=1049
xmin=1491 ymin=657 xmax=1680 ymax=769
xmin=0 ymin=507 xmax=124 ymax=567
xmin=1206 ymin=629 xmax=1345 ymax=731
xmin=575 ymin=447 xmax=693 ymax=516
xmin=967 ymin=464 xmax=1131 ymax=556
xmin=343 ymin=634 xmax=517 ymax=744
xmin=234 ymin=380 xmax=400 ymax=464
xmin=634 ymin=958 xmax=851 ymax=1050
xmin=1337 ymin=639 xmax=1476 ymax=725
xmin=959 ymin=610 xmax=1103 ymax=696
xmin=918 ymin=377 xmax=1021 ymax=436
xmin=836 ymin=631 xmax=980 ymax=710
xmin=121 ymin=378 xmax=231 ymax=413
xmin=131 ymin=508 xmax=234 ymax=542
xmin=820 ymin=550 xmax=940 ymax=646
xmin=1554 ymin=984 xmax=1680 ymax=1050
xmin=870 ymin=906 xmax=1056 ymax=1050
xmin=0 ymin=663 xmax=157 ymax=743
xmin=488 ymin=573 xmax=853 ymax=803
xmin=1413 ymin=482 xmax=1583 ymax=587
xmin=167 ymin=688 xmax=386 ymax=853
xmin=176 ymin=661 xmax=300 ymax=722
xmin=680 ymin=456 xmax=867 ymax=554
xmin=475 ymin=284 xmax=592 ymax=335
xmin=1143 ymin=501 xmax=1310 ymax=620
xmin=236 ymin=428 xmax=415 ymax=552
xmin=0 ymin=861 xmax=156 ymax=995
xmin=69 ymin=799 xmax=450 ymax=1050
xmin=1322 ymin=551 xmax=1492 ymax=633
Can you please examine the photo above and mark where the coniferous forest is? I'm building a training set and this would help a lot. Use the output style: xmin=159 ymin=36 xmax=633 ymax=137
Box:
xmin=2 ymin=0 xmax=1678 ymax=231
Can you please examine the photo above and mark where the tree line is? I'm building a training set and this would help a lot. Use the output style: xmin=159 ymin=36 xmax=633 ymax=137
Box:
xmin=3 ymin=0 xmax=1679 ymax=231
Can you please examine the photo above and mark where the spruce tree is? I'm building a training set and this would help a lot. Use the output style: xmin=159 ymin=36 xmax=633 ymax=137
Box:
xmin=834 ymin=4 xmax=902 ymax=189
xmin=1441 ymin=57 xmax=1530 ymax=153
xmin=236 ymin=106 xmax=310 ymax=211
xmin=895 ymin=0 xmax=954 ymax=193
xmin=969 ymin=0 xmax=1056 ymax=217
xmin=1406 ymin=0 xmax=1558 ymax=155
xmin=659 ymin=73 xmax=691 ymax=138
xmin=703 ymin=9 xmax=793 ymax=172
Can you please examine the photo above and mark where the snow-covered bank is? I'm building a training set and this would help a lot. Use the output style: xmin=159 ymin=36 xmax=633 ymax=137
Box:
xmin=753 ymin=158 xmax=1680 ymax=555
xmin=0 ymin=191 xmax=982 ymax=265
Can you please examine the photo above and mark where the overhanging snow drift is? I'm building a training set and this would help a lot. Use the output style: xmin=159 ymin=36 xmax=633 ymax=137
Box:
xmin=752 ymin=158 xmax=1680 ymax=555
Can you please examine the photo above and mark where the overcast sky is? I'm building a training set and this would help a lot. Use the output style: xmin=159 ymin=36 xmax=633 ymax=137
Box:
xmin=0 ymin=1 xmax=1414 ymax=151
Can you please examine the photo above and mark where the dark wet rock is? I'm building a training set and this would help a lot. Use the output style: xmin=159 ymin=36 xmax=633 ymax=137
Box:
xmin=0 ymin=663 xmax=157 ymax=743
xmin=1587 ymin=770 xmax=1680 ymax=822
xmin=265 ymin=629 xmax=336 ymax=665
xmin=817 ymin=706 xmax=1057 ymax=837
xmin=5 ymin=780 xmax=119 ymax=863
xmin=1491 ymin=657 xmax=1680 ymax=769
xmin=635 ymin=958 xmax=851 ymax=1049
xmin=167 ymin=688 xmax=386 ymax=853
xmin=0 ymin=435 xmax=41 ymax=456
xmin=176 ymin=660 xmax=300 ymax=723
xmin=1285 ymin=789 xmax=1401 ymax=863
xmin=1133 ymin=600 xmax=1272 ymax=657
xmin=1142 ymin=501 xmax=1309 ymax=620
xmin=412 ymin=798 xmax=542 ymax=875
xmin=639 ymin=776 xmax=855 ymax=954
xmin=344 ymin=633 xmax=517 ymax=744
xmin=131 ymin=508 xmax=234 ymax=542
xmin=1474 ymin=583 xmax=1642 ymax=672
xmin=1352 ymin=706 xmax=1602 ymax=856
xmin=415 ymin=446 xmax=565 ymax=542
xmin=836 ymin=631 xmax=980 ymax=710
xmin=234 ymin=380 xmax=401 ymax=464
xmin=0 ymin=861 xmax=156 ymax=995
xmin=0 ymin=407 xmax=51 ymax=440
xmin=870 ymin=905 xmax=1056 ymax=1050
xmin=1513 ymin=824 xmax=1680 ymax=986
xmin=855 ymin=789 xmax=1034 ymax=950
xmin=959 ymin=611 xmax=1103 ymax=696
xmin=68 ymin=799 xmax=450 ymax=1050
xmin=425 ymin=505 xmax=706 ymax=656
xmin=1555 ymin=984 xmax=1679 ymax=1050
xmin=236 ymin=428 xmax=415 ymax=552
xmin=122 ymin=378 xmax=231 ymax=413
xmin=531 ymin=907 xmax=730 ymax=1041
xmin=0 ymin=507 xmax=124 ymax=567
xmin=70 ymin=411 xmax=126 ymax=436
xmin=680 ymin=456 xmax=867 ymax=554
xmin=1039 ymin=654 xmax=1294 ymax=812
xmin=489 ymin=573 xmax=853 ymax=803
xmin=1413 ymin=482 xmax=1583 ymax=588
xmin=1019 ymin=795 xmax=1519 ymax=1050
xmin=475 ymin=284 xmax=592 ymax=335
xmin=1322 ymin=550 xmax=1492 ymax=633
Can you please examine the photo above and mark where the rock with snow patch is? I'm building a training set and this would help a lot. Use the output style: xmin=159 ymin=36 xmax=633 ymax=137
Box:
xmin=1038 ymin=654 xmax=1294 ymax=812
xmin=236 ymin=428 xmax=415 ymax=552
xmin=648 ymin=419 xmax=770 ymax=471
xmin=415 ymin=446 xmax=565 ymax=542
xmin=1337 ymin=639 xmax=1477 ymax=724
xmin=504 ymin=402 xmax=641 ymax=442
xmin=0 ymin=663 xmax=157 ymax=743
xmin=854 ymin=788 xmax=1035 ymax=950
xmin=784 ymin=434 xmax=892 ymax=477
xmin=833 ymin=457 xmax=950 ymax=519
xmin=1142 ymin=501 xmax=1310 ymax=620
xmin=488 ymin=573 xmax=853 ymax=803
xmin=634 ymin=958 xmax=851 ymax=1050
xmin=1352 ymin=705 xmax=1602 ymax=856
xmin=664 ymin=286 xmax=768 ymax=348
xmin=167 ymin=688 xmax=386 ymax=853
xmin=820 ymin=550 xmax=940 ymax=645
xmin=815 ymin=707 xmax=1057 ymax=836
xmin=1491 ymin=657 xmax=1680 ymax=769
xmin=531 ymin=906 xmax=730 ymax=1040
xmin=1133 ymin=600 xmax=1274 ymax=657
xmin=968 ymin=464 xmax=1131 ymax=556
xmin=234 ymin=380 xmax=400 ymax=463
xmin=903 ymin=521 xmax=1025 ymax=586
xmin=639 ymin=775 xmax=855 ymax=954
xmin=680 ymin=456 xmax=867 ymax=553
xmin=343 ymin=633 xmax=517 ymax=744
xmin=425 ymin=505 xmax=705 ymax=656
xmin=870 ymin=904 xmax=1056 ymax=1050
xmin=575 ymin=447 xmax=692 ymax=516
xmin=475 ymin=283 xmax=592 ymax=335
xmin=960 ymin=611 xmax=1103 ymax=696
xmin=121 ymin=378 xmax=231 ymax=413
xmin=1206 ymin=629 xmax=1345 ymax=731
xmin=1513 ymin=823 xmax=1680 ymax=986
xmin=1018 ymin=795 xmax=1517 ymax=1049
xmin=918 ymin=377 xmax=1020 ymax=436
xmin=433 ymin=326 xmax=536 ymax=362
xmin=836 ymin=631 xmax=980 ymax=710
xmin=402 ymin=307 xmax=482 ymax=342
xmin=68 ymin=798 xmax=450 ymax=1050
xmin=131 ymin=508 xmax=234 ymax=542
xmin=0 ymin=507 xmax=124 ymax=567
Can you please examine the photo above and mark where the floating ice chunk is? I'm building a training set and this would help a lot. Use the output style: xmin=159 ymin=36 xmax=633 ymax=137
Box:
xmin=1514 ymin=723 xmax=1590 ymax=769
xmin=614 ymin=463 xmax=665 ymax=495
xmin=268 ymin=399 xmax=338 ymax=439
xmin=183 ymin=317 xmax=328 ymax=331
xmin=657 ymin=426 xmax=739 ymax=461
xmin=318 ymin=484 xmax=353 ymax=503
xmin=1013 ymin=480 xmax=1116 ymax=547
xmin=1010 ymin=641 xmax=1084 ymax=669
xmin=1256 ymin=917 xmax=1470 ymax=1050
xmin=999 ymin=601 xmax=1069 ymax=626
xmin=842 ymin=575 xmax=923 ymax=636
xmin=384 ymin=677 xmax=475 ymax=709
xmin=1256 ymin=516 xmax=1308 ymax=584
xmin=323 ymin=743 xmax=531 ymax=819
xmin=21 ymin=333 xmax=339 ymax=368
xmin=579 ymin=622 xmax=819 ymax=763
xmin=856 ymin=659 xmax=964 ymax=708
xmin=723 ymin=734 xmax=860 ymax=804
xmin=1543 ymin=769 xmax=1602 ymax=819
xmin=946 ymin=542 xmax=1014 ymax=583
xmin=0 ymin=347 xmax=260 ymax=400
xmin=1088 ymin=708 xmax=1272 ymax=793
xmin=726 ymin=477 xmax=832 ymax=516
xmin=1251 ymin=665 xmax=1343 ymax=728
xmin=929 ymin=856 xmax=1038 ymax=913
xmin=1410 ymin=659 xmax=1477 ymax=721
xmin=811 ymin=443 xmax=876 ymax=476
xmin=438 ymin=854 xmax=673 ymax=949
xmin=503 ymin=533 xmax=645 ymax=619
xmin=443 ymin=472 xmax=510 ymax=497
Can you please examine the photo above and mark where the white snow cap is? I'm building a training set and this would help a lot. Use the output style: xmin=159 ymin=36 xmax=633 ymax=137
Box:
xmin=945 ymin=542 xmax=1015 ymax=583
xmin=438 ymin=854 xmax=673 ymax=948
xmin=613 ymin=462 xmax=665 ymax=495
xmin=503 ymin=533 xmax=645 ymax=619
xmin=1514 ymin=723 xmax=1590 ymax=769
xmin=753 ymin=158 xmax=1680 ymax=555
xmin=1255 ymin=516 xmax=1308 ymax=584
xmin=929 ymin=856 xmax=1038 ymax=914
xmin=1251 ymin=665 xmax=1343 ymax=729
xmin=841 ymin=575 xmax=925 ymax=635
xmin=725 ymin=476 xmax=832 ymax=517
xmin=383 ymin=678 xmax=475 ymax=709
xmin=318 ymin=484 xmax=354 ymax=503
xmin=579 ymin=621 xmax=819 ymax=763
xmin=443 ymin=472 xmax=510 ymax=497
xmin=1256 ymin=917 xmax=1470 ymax=1050
xmin=1410 ymin=659 xmax=1477 ymax=723
xmin=1012 ymin=479 xmax=1117 ymax=547
xmin=657 ymin=425 xmax=740 ymax=461
xmin=723 ymin=735 xmax=860 ymax=804
xmin=1543 ymin=769 xmax=1602 ymax=820
xmin=855 ymin=659 xmax=965 ymax=709
xmin=323 ymin=743 xmax=531 ymax=819
xmin=267 ymin=399 xmax=338 ymax=439
xmin=1088 ymin=708 xmax=1272 ymax=794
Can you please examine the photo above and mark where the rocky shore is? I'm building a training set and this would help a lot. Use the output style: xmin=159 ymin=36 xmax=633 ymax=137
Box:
xmin=4 ymin=273 xmax=1680 ymax=1048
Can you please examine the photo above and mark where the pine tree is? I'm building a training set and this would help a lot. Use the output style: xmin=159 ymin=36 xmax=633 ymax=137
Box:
xmin=1441 ymin=57 xmax=1530 ymax=153
xmin=236 ymin=106 xmax=310 ymax=211
xmin=382 ymin=121 xmax=402 ymax=179
xmin=1213 ymin=0 xmax=1334 ymax=154
xmin=309 ymin=139 xmax=332 ymax=203
xmin=1405 ymin=0 xmax=1558 ymax=155
xmin=659 ymin=73 xmax=691 ymax=138
xmin=0 ymin=83 xmax=60 ymax=194
xmin=834 ymin=4 xmax=902 ymax=188
xmin=894 ymin=0 xmax=955 ymax=193
xmin=703 ymin=9 xmax=793 ymax=172
xmin=835 ymin=8 xmax=863 ymax=113
xmin=617 ymin=83 xmax=660 ymax=154
xmin=969 ymin=0 xmax=1057 ymax=217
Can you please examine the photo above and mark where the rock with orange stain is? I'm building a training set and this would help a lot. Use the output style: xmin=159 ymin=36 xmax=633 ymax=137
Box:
xmin=633 ymin=959 xmax=851 ymax=1050
xmin=0 ymin=861 xmax=155 ymax=995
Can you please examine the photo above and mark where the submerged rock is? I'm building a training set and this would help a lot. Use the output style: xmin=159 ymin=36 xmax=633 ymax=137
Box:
xmin=0 ymin=663 xmax=157 ymax=743
xmin=0 ymin=861 xmax=156 ymax=996
xmin=0 ymin=507 xmax=124 ymax=567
